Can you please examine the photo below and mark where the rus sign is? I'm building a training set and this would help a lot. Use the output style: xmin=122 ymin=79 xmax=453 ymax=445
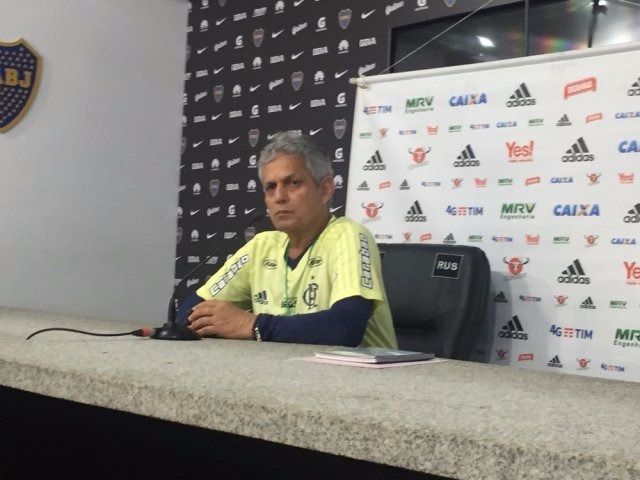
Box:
xmin=0 ymin=39 xmax=42 ymax=133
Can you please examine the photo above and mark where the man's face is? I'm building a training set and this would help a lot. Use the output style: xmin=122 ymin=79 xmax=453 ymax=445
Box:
xmin=262 ymin=154 xmax=333 ymax=236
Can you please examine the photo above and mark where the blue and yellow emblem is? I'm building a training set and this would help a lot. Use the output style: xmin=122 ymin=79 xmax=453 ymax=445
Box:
xmin=0 ymin=39 xmax=42 ymax=133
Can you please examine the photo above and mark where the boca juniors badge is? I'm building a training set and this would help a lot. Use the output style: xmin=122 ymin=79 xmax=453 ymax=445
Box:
xmin=0 ymin=39 xmax=42 ymax=133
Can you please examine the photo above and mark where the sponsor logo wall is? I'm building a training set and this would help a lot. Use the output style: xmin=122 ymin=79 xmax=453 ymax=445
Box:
xmin=178 ymin=0 xmax=471 ymax=294
xmin=346 ymin=44 xmax=640 ymax=381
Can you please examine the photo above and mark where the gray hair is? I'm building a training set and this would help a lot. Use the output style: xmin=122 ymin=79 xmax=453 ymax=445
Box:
xmin=258 ymin=131 xmax=334 ymax=184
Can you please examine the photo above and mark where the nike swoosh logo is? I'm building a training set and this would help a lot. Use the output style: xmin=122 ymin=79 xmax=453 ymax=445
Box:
xmin=361 ymin=10 xmax=375 ymax=19
xmin=207 ymin=233 xmax=217 ymax=239
xmin=330 ymin=206 xmax=343 ymax=213
xmin=190 ymin=210 xmax=200 ymax=215
xmin=289 ymin=103 xmax=302 ymax=110
xmin=197 ymin=47 xmax=208 ymax=54
xmin=175 ymin=257 xmax=181 ymax=261
xmin=211 ymin=113 xmax=222 ymax=120
xmin=249 ymin=84 xmax=261 ymax=92
xmin=309 ymin=128 xmax=323 ymax=136
xmin=334 ymin=70 xmax=349 ymax=79
xmin=192 ymin=141 xmax=203 ymax=148
xmin=228 ymin=137 xmax=240 ymax=144
xmin=271 ymin=29 xmax=284 ymax=38
xmin=213 ymin=67 xmax=225 ymax=74
xmin=293 ymin=0 xmax=304 ymax=5
xmin=291 ymin=51 xmax=304 ymax=60
xmin=179 ymin=164 xmax=185 ymax=169
xmin=244 ymin=208 xmax=256 ymax=214
xmin=215 ymin=18 xmax=227 ymax=26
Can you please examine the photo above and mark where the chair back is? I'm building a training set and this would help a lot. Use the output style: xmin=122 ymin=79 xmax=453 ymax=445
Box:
xmin=378 ymin=243 xmax=491 ymax=360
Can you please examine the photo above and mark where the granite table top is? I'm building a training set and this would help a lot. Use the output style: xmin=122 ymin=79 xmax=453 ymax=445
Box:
xmin=0 ymin=307 xmax=638 ymax=480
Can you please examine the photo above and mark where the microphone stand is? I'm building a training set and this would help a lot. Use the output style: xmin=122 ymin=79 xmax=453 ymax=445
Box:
xmin=151 ymin=213 xmax=265 ymax=340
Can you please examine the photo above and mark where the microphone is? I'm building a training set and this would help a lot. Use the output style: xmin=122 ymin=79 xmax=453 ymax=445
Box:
xmin=151 ymin=212 xmax=266 ymax=340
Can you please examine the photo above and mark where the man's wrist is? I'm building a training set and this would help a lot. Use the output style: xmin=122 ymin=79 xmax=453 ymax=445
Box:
xmin=252 ymin=316 xmax=262 ymax=341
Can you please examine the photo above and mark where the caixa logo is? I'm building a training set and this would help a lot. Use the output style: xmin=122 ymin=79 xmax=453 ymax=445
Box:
xmin=553 ymin=204 xmax=600 ymax=216
xmin=618 ymin=140 xmax=639 ymax=153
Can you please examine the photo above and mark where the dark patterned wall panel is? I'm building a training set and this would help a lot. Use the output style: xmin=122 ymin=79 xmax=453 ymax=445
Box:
xmin=177 ymin=0 xmax=504 ymax=291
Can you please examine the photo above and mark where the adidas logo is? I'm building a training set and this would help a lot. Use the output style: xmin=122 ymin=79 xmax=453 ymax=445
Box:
xmin=399 ymin=179 xmax=410 ymax=190
xmin=494 ymin=291 xmax=508 ymax=303
xmin=562 ymin=137 xmax=594 ymax=162
xmin=498 ymin=315 xmax=528 ymax=340
xmin=443 ymin=233 xmax=456 ymax=244
xmin=628 ymin=78 xmax=640 ymax=96
xmin=623 ymin=202 xmax=640 ymax=223
xmin=506 ymin=82 xmax=536 ymax=107
xmin=547 ymin=355 xmax=563 ymax=368
xmin=580 ymin=297 xmax=596 ymax=309
xmin=363 ymin=150 xmax=386 ymax=170
xmin=454 ymin=144 xmax=479 ymax=167
xmin=556 ymin=114 xmax=572 ymax=126
xmin=405 ymin=200 xmax=427 ymax=222
xmin=557 ymin=259 xmax=590 ymax=284
xmin=253 ymin=290 xmax=268 ymax=305
xmin=356 ymin=181 xmax=370 ymax=191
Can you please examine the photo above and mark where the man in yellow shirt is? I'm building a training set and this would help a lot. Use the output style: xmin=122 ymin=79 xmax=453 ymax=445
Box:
xmin=188 ymin=131 xmax=397 ymax=348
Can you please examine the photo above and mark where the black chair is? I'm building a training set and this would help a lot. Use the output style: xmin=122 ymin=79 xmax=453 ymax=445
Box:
xmin=378 ymin=243 xmax=491 ymax=361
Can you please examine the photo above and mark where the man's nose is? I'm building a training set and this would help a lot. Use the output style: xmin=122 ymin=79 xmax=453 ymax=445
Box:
xmin=273 ymin=183 xmax=288 ymax=202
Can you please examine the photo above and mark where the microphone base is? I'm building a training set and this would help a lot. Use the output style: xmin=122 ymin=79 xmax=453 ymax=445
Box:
xmin=151 ymin=322 xmax=201 ymax=341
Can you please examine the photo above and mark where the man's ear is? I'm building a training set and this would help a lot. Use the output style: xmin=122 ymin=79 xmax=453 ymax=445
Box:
xmin=319 ymin=175 xmax=335 ymax=205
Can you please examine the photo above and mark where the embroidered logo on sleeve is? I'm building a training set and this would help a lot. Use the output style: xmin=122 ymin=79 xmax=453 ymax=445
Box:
xmin=209 ymin=254 xmax=249 ymax=295
xmin=359 ymin=233 xmax=373 ymax=288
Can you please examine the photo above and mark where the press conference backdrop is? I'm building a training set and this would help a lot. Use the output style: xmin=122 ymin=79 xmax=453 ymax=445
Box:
xmin=346 ymin=43 xmax=640 ymax=382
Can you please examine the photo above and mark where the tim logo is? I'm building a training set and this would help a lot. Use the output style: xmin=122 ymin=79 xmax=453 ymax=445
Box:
xmin=363 ymin=105 xmax=392 ymax=114
xmin=503 ymin=257 xmax=529 ymax=279
xmin=432 ymin=253 xmax=463 ymax=279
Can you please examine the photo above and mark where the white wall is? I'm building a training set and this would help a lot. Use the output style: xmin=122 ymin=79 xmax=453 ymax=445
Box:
xmin=0 ymin=0 xmax=187 ymax=323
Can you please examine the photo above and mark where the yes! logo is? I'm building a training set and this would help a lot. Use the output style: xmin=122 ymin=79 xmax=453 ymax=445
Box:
xmin=505 ymin=141 xmax=534 ymax=162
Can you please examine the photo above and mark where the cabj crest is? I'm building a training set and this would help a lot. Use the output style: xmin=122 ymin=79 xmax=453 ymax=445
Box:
xmin=0 ymin=39 xmax=42 ymax=133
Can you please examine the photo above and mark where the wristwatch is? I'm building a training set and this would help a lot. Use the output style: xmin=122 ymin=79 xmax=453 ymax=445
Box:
xmin=253 ymin=318 xmax=262 ymax=342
